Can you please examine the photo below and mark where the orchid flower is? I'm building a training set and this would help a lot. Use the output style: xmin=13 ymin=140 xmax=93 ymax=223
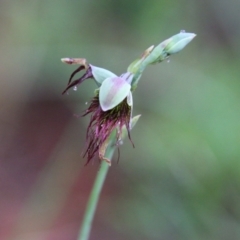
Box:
xmin=61 ymin=31 xmax=196 ymax=165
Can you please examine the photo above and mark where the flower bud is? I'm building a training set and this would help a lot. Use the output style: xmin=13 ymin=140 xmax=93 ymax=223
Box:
xmin=142 ymin=31 xmax=196 ymax=65
xmin=163 ymin=31 xmax=196 ymax=55
xmin=142 ymin=43 xmax=166 ymax=65
xmin=127 ymin=45 xmax=154 ymax=74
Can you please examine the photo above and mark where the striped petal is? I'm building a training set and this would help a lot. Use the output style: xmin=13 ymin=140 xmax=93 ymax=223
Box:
xmin=99 ymin=77 xmax=131 ymax=111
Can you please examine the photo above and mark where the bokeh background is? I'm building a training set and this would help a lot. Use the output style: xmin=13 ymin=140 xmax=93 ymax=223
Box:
xmin=1 ymin=0 xmax=240 ymax=239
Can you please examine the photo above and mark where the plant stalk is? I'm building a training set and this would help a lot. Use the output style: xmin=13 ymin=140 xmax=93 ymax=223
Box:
xmin=77 ymin=147 xmax=115 ymax=240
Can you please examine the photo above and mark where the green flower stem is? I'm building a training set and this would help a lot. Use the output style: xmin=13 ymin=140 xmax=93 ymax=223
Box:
xmin=77 ymin=115 xmax=140 ymax=240
xmin=77 ymin=148 xmax=115 ymax=240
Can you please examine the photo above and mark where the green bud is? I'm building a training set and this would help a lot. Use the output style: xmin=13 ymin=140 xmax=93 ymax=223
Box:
xmin=130 ymin=31 xmax=196 ymax=89
xmin=129 ymin=41 xmax=169 ymax=88
xmin=164 ymin=31 xmax=196 ymax=55
xmin=127 ymin=45 xmax=154 ymax=74
xmin=142 ymin=43 xmax=167 ymax=65
xmin=142 ymin=31 xmax=196 ymax=65
xmin=90 ymin=65 xmax=117 ymax=86
xmin=99 ymin=77 xmax=131 ymax=111
xmin=127 ymin=46 xmax=154 ymax=89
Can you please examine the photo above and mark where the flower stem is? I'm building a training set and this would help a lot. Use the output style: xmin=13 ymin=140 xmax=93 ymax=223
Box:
xmin=77 ymin=148 xmax=115 ymax=240
xmin=77 ymin=115 xmax=140 ymax=240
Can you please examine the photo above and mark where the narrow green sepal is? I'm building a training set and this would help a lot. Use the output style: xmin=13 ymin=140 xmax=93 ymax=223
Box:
xmin=121 ymin=114 xmax=141 ymax=139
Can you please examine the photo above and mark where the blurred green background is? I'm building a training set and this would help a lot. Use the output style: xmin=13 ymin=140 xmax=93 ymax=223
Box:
xmin=1 ymin=0 xmax=240 ymax=239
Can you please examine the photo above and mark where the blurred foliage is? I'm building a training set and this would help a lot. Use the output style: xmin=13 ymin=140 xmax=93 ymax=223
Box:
xmin=1 ymin=0 xmax=240 ymax=240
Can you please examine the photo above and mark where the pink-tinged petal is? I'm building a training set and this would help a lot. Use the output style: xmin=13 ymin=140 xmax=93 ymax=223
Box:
xmin=99 ymin=77 xmax=131 ymax=111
